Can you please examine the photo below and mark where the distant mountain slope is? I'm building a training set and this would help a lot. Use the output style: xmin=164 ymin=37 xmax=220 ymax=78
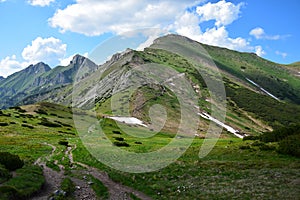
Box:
xmin=152 ymin=35 xmax=300 ymax=104
xmin=0 ymin=55 xmax=97 ymax=109
xmin=1 ymin=34 xmax=299 ymax=132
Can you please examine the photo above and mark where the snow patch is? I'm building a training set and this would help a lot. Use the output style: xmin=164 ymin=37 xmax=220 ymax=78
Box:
xmin=198 ymin=112 xmax=244 ymax=138
xmin=246 ymin=78 xmax=280 ymax=101
xmin=108 ymin=116 xmax=147 ymax=127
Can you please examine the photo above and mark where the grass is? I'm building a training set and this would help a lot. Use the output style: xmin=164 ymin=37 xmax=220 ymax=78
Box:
xmin=88 ymin=175 xmax=109 ymax=199
xmin=0 ymin=102 xmax=299 ymax=199
xmin=0 ymin=165 xmax=44 ymax=199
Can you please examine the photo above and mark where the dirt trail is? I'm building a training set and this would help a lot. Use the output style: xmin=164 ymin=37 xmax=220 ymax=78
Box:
xmin=31 ymin=143 xmax=152 ymax=200
xmin=31 ymin=143 xmax=64 ymax=200
xmin=70 ymin=145 xmax=152 ymax=200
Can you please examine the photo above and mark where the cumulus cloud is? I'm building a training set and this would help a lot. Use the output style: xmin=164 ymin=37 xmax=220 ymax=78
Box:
xmin=275 ymin=51 xmax=287 ymax=59
xmin=173 ymin=1 xmax=252 ymax=52
xmin=27 ymin=0 xmax=55 ymax=7
xmin=196 ymin=0 xmax=244 ymax=27
xmin=249 ymin=27 xmax=289 ymax=40
xmin=254 ymin=46 xmax=266 ymax=57
xmin=49 ymin=0 xmax=198 ymax=36
xmin=22 ymin=37 xmax=67 ymax=66
xmin=0 ymin=55 xmax=29 ymax=78
xmin=0 ymin=37 xmax=67 ymax=77
xmin=0 ymin=0 xmax=7 ymax=3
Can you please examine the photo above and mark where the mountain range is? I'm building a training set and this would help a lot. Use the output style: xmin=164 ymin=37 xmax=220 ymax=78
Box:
xmin=1 ymin=34 xmax=299 ymax=133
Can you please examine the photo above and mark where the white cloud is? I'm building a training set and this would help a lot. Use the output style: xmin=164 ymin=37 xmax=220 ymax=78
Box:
xmin=173 ymin=1 xmax=252 ymax=53
xmin=28 ymin=0 xmax=55 ymax=7
xmin=249 ymin=27 xmax=288 ymax=40
xmin=49 ymin=0 xmax=199 ymax=36
xmin=275 ymin=51 xmax=287 ymax=59
xmin=0 ymin=55 xmax=29 ymax=78
xmin=196 ymin=0 xmax=244 ymax=27
xmin=0 ymin=37 xmax=67 ymax=77
xmin=255 ymin=46 xmax=266 ymax=57
xmin=0 ymin=0 xmax=7 ymax=3
xmin=22 ymin=37 xmax=67 ymax=66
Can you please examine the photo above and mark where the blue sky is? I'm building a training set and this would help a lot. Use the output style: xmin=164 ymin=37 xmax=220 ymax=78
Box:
xmin=0 ymin=0 xmax=299 ymax=77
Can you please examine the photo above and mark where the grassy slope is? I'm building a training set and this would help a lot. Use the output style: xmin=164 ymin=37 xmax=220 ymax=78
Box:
xmin=0 ymin=102 xmax=299 ymax=199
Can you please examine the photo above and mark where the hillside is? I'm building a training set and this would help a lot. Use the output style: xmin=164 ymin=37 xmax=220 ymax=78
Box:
xmin=0 ymin=102 xmax=299 ymax=199
xmin=0 ymin=34 xmax=300 ymax=199
xmin=0 ymin=55 xmax=97 ymax=109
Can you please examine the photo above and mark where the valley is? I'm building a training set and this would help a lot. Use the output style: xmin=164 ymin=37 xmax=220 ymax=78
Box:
xmin=0 ymin=34 xmax=299 ymax=199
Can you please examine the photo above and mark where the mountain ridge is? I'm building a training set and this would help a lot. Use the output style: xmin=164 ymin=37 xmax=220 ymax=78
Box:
xmin=0 ymin=54 xmax=97 ymax=109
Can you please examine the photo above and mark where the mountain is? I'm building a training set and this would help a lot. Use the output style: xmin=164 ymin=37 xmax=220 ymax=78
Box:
xmin=0 ymin=54 xmax=97 ymax=109
xmin=0 ymin=76 xmax=4 ymax=81
xmin=1 ymin=34 xmax=299 ymax=132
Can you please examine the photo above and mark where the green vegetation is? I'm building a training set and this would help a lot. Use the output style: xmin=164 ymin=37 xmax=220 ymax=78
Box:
xmin=88 ymin=175 xmax=109 ymax=199
xmin=0 ymin=152 xmax=24 ymax=171
xmin=0 ymin=165 xmax=44 ymax=200
xmin=0 ymin=35 xmax=299 ymax=199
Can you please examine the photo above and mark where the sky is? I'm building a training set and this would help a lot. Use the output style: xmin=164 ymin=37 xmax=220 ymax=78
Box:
xmin=0 ymin=0 xmax=299 ymax=77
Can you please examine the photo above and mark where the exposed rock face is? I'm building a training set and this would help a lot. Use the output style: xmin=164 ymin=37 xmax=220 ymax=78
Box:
xmin=0 ymin=55 xmax=98 ymax=108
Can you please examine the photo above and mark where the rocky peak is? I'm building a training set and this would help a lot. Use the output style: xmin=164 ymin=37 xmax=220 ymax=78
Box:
xmin=25 ymin=62 xmax=51 ymax=75
xmin=0 ymin=76 xmax=4 ymax=81
xmin=109 ymin=48 xmax=133 ymax=63
xmin=70 ymin=54 xmax=86 ymax=67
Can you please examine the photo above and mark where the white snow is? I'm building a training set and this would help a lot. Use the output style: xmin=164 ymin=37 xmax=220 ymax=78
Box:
xmin=246 ymin=78 xmax=280 ymax=101
xmin=108 ymin=116 xmax=148 ymax=127
xmin=198 ymin=112 xmax=244 ymax=138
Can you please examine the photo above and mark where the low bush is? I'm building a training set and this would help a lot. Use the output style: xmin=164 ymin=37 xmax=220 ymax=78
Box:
xmin=114 ymin=137 xmax=124 ymax=141
xmin=58 ymin=140 xmax=69 ymax=147
xmin=38 ymin=118 xmax=62 ymax=128
xmin=113 ymin=141 xmax=130 ymax=147
xmin=260 ymin=124 xmax=300 ymax=142
xmin=2 ymin=165 xmax=44 ymax=199
xmin=0 ymin=164 xmax=11 ymax=184
xmin=0 ymin=185 xmax=19 ymax=200
xmin=60 ymin=177 xmax=75 ymax=196
xmin=0 ymin=152 xmax=24 ymax=171
xmin=21 ymin=123 xmax=34 ymax=129
xmin=112 ymin=130 xmax=122 ymax=134
xmin=243 ymin=135 xmax=259 ymax=141
xmin=0 ymin=122 xmax=9 ymax=126
xmin=35 ymin=109 xmax=48 ymax=115
xmin=9 ymin=106 xmax=26 ymax=113
xmin=278 ymin=134 xmax=300 ymax=157
xmin=135 ymin=141 xmax=143 ymax=144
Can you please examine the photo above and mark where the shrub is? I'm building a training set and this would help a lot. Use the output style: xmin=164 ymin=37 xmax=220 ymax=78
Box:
xmin=278 ymin=134 xmax=300 ymax=157
xmin=0 ymin=122 xmax=9 ymax=126
xmin=0 ymin=152 xmax=24 ymax=171
xmin=9 ymin=106 xmax=26 ymax=113
xmin=259 ymin=143 xmax=276 ymax=151
xmin=21 ymin=124 xmax=34 ymax=129
xmin=243 ymin=135 xmax=259 ymax=141
xmin=0 ymin=185 xmax=19 ymax=200
xmin=35 ymin=109 xmax=48 ymax=115
xmin=58 ymin=140 xmax=69 ymax=147
xmin=112 ymin=130 xmax=122 ymax=134
xmin=114 ymin=137 xmax=124 ymax=141
xmin=260 ymin=124 xmax=300 ymax=142
xmin=60 ymin=177 xmax=75 ymax=196
xmin=3 ymin=165 xmax=44 ymax=198
xmin=239 ymin=145 xmax=251 ymax=150
xmin=38 ymin=118 xmax=62 ymax=128
xmin=0 ymin=164 xmax=11 ymax=184
xmin=135 ymin=141 xmax=142 ymax=144
xmin=113 ymin=141 xmax=130 ymax=147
